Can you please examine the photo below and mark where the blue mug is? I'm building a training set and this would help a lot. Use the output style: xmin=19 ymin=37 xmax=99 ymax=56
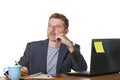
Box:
xmin=3 ymin=65 xmax=21 ymax=80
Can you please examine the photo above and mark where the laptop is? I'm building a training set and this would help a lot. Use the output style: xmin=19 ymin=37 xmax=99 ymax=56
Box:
xmin=65 ymin=38 xmax=120 ymax=76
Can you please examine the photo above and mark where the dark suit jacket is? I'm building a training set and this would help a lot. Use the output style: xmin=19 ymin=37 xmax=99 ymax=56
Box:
xmin=18 ymin=39 xmax=87 ymax=75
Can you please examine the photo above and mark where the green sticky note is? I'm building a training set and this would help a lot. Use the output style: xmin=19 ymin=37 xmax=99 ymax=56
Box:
xmin=94 ymin=41 xmax=105 ymax=53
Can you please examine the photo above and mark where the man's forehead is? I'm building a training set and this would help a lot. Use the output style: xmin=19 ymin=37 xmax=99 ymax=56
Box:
xmin=49 ymin=18 xmax=64 ymax=25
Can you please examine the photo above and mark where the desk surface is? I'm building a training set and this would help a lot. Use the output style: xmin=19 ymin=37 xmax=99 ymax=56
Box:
xmin=1 ymin=73 xmax=120 ymax=80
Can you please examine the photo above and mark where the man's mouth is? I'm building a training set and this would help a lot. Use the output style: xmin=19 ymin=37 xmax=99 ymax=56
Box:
xmin=49 ymin=32 xmax=56 ymax=35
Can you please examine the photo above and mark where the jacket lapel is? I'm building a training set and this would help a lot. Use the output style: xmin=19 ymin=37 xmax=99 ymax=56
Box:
xmin=56 ymin=44 xmax=68 ymax=73
xmin=40 ymin=39 xmax=48 ymax=73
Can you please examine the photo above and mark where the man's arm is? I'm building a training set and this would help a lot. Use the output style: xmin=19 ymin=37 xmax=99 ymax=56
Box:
xmin=56 ymin=33 xmax=87 ymax=71
xmin=18 ymin=43 xmax=30 ymax=76
xmin=71 ymin=44 xmax=87 ymax=71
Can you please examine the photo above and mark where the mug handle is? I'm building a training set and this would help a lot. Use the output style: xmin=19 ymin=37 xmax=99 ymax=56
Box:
xmin=3 ymin=67 xmax=9 ymax=78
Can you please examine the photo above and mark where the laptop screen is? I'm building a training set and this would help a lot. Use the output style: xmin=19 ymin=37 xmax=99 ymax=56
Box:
xmin=90 ymin=38 xmax=120 ymax=75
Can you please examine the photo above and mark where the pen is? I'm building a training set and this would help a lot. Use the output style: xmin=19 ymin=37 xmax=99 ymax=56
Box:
xmin=15 ymin=61 xmax=19 ymax=65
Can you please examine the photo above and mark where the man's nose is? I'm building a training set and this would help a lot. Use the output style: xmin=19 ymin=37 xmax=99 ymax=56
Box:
xmin=50 ymin=26 xmax=56 ymax=31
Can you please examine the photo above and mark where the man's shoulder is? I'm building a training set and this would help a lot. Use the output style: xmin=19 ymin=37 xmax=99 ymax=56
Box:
xmin=27 ymin=39 xmax=48 ymax=45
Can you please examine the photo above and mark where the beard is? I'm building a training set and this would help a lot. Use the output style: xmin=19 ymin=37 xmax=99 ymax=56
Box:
xmin=47 ymin=34 xmax=56 ymax=42
xmin=48 ymin=34 xmax=61 ymax=42
xmin=47 ymin=31 xmax=61 ymax=42
xmin=47 ymin=30 xmax=56 ymax=41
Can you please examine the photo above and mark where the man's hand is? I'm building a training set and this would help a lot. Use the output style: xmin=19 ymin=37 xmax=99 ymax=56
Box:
xmin=21 ymin=66 xmax=28 ymax=76
xmin=56 ymin=33 xmax=71 ymax=45
xmin=56 ymin=33 xmax=75 ymax=53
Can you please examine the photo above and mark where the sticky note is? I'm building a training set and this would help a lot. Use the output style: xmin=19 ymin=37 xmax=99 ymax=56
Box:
xmin=94 ymin=41 xmax=105 ymax=53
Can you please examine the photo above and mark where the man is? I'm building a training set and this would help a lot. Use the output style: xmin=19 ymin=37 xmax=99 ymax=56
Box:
xmin=18 ymin=13 xmax=87 ymax=76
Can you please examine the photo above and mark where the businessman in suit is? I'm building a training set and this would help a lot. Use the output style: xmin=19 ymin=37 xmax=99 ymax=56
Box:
xmin=18 ymin=13 xmax=87 ymax=76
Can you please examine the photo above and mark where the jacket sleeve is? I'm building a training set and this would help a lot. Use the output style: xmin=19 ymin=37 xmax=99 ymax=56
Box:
xmin=71 ymin=44 xmax=87 ymax=71
xmin=18 ymin=43 xmax=30 ymax=67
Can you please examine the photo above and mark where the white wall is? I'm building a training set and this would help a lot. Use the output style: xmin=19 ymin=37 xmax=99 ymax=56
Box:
xmin=0 ymin=0 xmax=120 ymax=75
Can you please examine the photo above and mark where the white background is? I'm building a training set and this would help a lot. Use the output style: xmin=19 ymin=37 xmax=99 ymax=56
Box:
xmin=0 ymin=0 xmax=120 ymax=75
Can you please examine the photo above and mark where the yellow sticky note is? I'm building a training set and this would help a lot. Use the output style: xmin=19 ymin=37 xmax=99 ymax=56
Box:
xmin=94 ymin=41 xmax=105 ymax=53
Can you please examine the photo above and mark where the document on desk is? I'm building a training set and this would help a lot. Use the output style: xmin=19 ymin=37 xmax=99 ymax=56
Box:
xmin=20 ymin=72 xmax=55 ymax=80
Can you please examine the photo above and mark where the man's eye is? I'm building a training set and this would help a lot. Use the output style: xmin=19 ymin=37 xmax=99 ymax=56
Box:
xmin=56 ymin=25 xmax=61 ymax=28
xmin=48 ymin=23 xmax=51 ymax=27
xmin=48 ymin=25 xmax=52 ymax=27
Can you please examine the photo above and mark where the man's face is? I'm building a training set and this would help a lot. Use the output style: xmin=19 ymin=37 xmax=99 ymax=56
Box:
xmin=47 ymin=18 xmax=68 ymax=42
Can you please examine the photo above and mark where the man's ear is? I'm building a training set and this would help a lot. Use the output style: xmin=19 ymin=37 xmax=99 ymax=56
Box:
xmin=64 ymin=29 xmax=69 ymax=34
